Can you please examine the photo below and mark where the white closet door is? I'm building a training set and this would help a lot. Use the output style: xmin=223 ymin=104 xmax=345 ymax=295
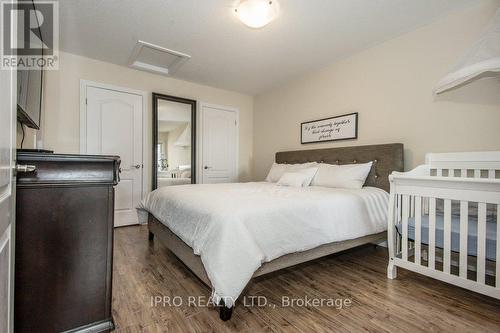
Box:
xmin=201 ymin=104 xmax=238 ymax=184
xmin=83 ymin=85 xmax=143 ymax=227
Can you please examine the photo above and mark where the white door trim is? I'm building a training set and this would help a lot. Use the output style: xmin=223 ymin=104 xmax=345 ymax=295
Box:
xmin=0 ymin=14 xmax=16 ymax=329
xmin=197 ymin=102 xmax=239 ymax=183
xmin=79 ymin=80 xmax=148 ymax=198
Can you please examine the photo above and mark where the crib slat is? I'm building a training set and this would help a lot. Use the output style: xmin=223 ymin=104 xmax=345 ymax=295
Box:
xmin=414 ymin=196 xmax=422 ymax=265
xmin=488 ymin=169 xmax=495 ymax=179
xmin=474 ymin=169 xmax=481 ymax=178
xmin=402 ymin=195 xmax=409 ymax=261
xmin=410 ymin=196 xmax=415 ymax=218
xmin=443 ymin=199 xmax=452 ymax=274
xmin=395 ymin=195 xmax=401 ymax=253
xmin=436 ymin=169 xmax=442 ymax=177
xmin=429 ymin=198 xmax=436 ymax=270
xmin=460 ymin=169 xmax=467 ymax=178
xmin=397 ymin=195 xmax=401 ymax=223
xmin=497 ymin=205 xmax=500 ymax=288
xmin=449 ymin=168 xmax=454 ymax=177
xmin=477 ymin=203 xmax=486 ymax=284
xmin=459 ymin=201 xmax=468 ymax=279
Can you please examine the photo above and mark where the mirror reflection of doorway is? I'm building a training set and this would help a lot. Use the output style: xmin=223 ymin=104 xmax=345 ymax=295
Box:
xmin=152 ymin=93 xmax=196 ymax=190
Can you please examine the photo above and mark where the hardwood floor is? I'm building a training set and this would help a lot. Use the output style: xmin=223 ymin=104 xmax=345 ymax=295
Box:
xmin=112 ymin=225 xmax=500 ymax=332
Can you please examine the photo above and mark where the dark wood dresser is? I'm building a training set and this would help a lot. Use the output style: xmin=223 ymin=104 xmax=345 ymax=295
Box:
xmin=15 ymin=152 xmax=120 ymax=333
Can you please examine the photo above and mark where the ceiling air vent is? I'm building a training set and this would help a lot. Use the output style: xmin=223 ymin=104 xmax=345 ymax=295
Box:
xmin=128 ymin=40 xmax=191 ymax=76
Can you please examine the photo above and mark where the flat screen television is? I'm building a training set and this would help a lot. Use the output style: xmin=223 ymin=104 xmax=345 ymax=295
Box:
xmin=16 ymin=1 xmax=43 ymax=130
xmin=17 ymin=69 xmax=42 ymax=129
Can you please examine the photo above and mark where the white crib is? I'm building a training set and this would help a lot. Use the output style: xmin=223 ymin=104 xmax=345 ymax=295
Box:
xmin=387 ymin=151 xmax=500 ymax=300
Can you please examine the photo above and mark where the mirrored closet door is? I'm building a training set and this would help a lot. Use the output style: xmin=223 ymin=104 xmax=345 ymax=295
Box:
xmin=152 ymin=93 xmax=196 ymax=190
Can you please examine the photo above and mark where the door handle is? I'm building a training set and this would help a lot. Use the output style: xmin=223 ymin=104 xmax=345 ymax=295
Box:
xmin=204 ymin=166 xmax=211 ymax=170
xmin=132 ymin=164 xmax=142 ymax=169
xmin=16 ymin=164 xmax=37 ymax=173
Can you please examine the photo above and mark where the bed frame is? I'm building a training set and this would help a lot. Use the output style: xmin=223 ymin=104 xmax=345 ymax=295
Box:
xmin=148 ymin=143 xmax=404 ymax=320
xmin=387 ymin=151 xmax=500 ymax=300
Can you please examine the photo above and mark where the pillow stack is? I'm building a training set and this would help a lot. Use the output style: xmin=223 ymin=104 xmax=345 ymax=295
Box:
xmin=266 ymin=162 xmax=318 ymax=187
xmin=266 ymin=161 xmax=373 ymax=189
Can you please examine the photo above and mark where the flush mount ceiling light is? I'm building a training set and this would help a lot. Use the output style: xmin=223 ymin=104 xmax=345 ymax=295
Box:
xmin=235 ymin=0 xmax=280 ymax=29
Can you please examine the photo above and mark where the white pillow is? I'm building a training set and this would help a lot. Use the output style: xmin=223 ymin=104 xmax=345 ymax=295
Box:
xmin=277 ymin=167 xmax=319 ymax=187
xmin=311 ymin=162 xmax=373 ymax=189
xmin=265 ymin=162 xmax=317 ymax=183
xmin=277 ymin=172 xmax=310 ymax=187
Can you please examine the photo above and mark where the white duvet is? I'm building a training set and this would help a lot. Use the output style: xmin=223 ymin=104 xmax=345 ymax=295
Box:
xmin=137 ymin=182 xmax=388 ymax=306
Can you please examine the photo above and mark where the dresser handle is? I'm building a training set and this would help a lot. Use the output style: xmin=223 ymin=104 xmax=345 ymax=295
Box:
xmin=16 ymin=164 xmax=36 ymax=173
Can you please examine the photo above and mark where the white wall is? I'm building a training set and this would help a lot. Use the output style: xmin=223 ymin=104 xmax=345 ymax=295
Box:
xmin=253 ymin=0 xmax=500 ymax=180
xmin=39 ymin=51 xmax=253 ymax=189
xmin=16 ymin=123 xmax=37 ymax=149
xmin=158 ymin=131 xmax=168 ymax=167
xmin=166 ymin=124 xmax=191 ymax=169
xmin=20 ymin=1 xmax=500 ymax=185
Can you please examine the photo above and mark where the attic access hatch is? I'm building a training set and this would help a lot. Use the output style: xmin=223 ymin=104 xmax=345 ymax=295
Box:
xmin=128 ymin=41 xmax=191 ymax=76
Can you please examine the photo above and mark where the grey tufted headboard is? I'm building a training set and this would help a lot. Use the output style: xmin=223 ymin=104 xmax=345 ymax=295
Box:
xmin=275 ymin=143 xmax=404 ymax=192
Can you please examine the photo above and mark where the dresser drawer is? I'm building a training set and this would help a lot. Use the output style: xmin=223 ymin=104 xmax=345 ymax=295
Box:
xmin=17 ymin=153 xmax=120 ymax=187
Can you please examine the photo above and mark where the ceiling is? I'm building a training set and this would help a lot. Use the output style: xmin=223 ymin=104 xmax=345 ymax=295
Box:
xmin=159 ymin=121 xmax=187 ymax=133
xmin=55 ymin=0 xmax=477 ymax=95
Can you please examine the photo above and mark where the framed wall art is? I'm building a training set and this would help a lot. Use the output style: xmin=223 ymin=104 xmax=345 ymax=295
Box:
xmin=301 ymin=112 xmax=358 ymax=144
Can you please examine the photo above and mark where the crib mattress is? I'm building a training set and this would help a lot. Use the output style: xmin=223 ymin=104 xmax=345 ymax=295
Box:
xmin=396 ymin=215 xmax=497 ymax=261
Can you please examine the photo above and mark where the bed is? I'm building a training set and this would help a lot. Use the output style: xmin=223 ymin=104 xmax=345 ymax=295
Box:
xmin=157 ymin=177 xmax=191 ymax=187
xmin=138 ymin=143 xmax=404 ymax=320
xmin=157 ymin=168 xmax=192 ymax=187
